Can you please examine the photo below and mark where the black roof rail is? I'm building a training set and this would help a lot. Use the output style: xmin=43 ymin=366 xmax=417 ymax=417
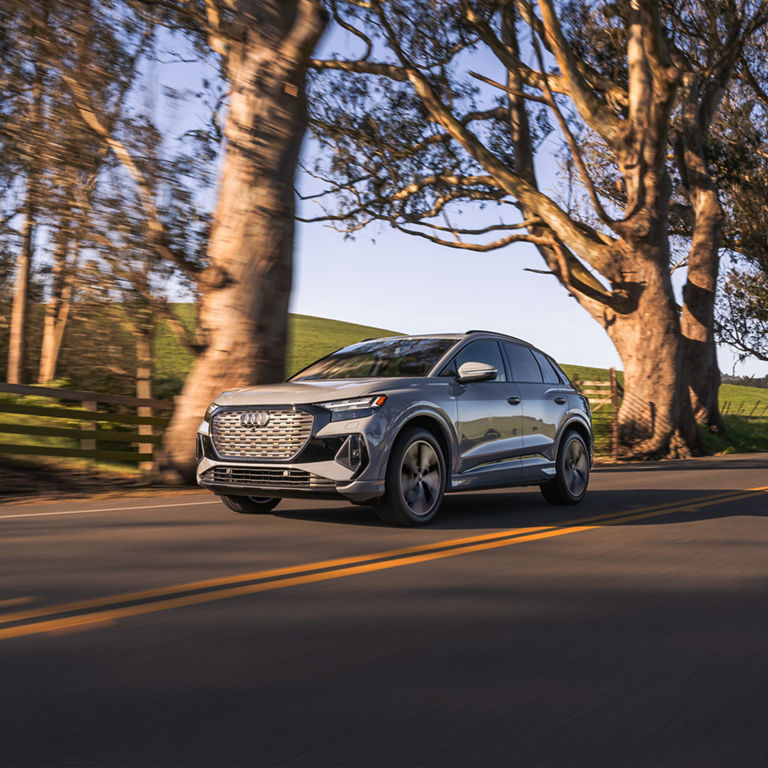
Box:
xmin=464 ymin=329 xmax=531 ymax=345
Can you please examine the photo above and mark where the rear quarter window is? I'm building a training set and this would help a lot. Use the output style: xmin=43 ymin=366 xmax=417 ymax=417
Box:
xmin=532 ymin=350 xmax=563 ymax=385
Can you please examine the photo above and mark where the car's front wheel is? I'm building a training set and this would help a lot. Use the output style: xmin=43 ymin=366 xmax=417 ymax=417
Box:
xmin=376 ymin=427 xmax=446 ymax=526
xmin=220 ymin=495 xmax=281 ymax=514
xmin=540 ymin=430 xmax=590 ymax=505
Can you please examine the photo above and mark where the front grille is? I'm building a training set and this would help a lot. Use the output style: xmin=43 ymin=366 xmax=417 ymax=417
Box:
xmin=211 ymin=408 xmax=314 ymax=460
xmin=202 ymin=466 xmax=336 ymax=491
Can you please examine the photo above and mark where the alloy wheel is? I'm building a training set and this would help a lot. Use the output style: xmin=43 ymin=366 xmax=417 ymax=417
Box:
xmin=400 ymin=440 xmax=442 ymax=517
xmin=564 ymin=437 xmax=589 ymax=497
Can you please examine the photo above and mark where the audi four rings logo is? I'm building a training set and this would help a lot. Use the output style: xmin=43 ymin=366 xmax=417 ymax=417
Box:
xmin=240 ymin=411 xmax=270 ymax=428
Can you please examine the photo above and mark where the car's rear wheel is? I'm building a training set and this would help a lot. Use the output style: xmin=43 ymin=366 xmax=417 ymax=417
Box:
xmin=220 ymin=495 xmax=281 ymax=514
xmin=540 ymin=430 xmax=590 ymax=505
xmin=376 ymin=427 xmax=446 ymax=526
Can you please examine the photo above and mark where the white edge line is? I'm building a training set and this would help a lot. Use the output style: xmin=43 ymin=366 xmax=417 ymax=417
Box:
xmin=0 ymin=499 xmax=222 ymax=520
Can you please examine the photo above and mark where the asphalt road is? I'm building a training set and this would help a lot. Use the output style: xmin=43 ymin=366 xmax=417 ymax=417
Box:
xmin=1 ymin=453 xmax=768 ymax=767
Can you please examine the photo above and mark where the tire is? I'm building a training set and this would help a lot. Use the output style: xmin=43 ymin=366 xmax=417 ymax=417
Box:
xmin=540 ymin=430 xmax=590 ymax=505
xmin=376 ymin=427 xmax=446 ymax=526
xmin=220 ymin=495 xmax=281 ymax=514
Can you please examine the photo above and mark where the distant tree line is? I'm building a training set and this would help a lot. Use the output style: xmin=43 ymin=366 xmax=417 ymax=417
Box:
xmin=722 ymin=373 xmax=768 ymax=389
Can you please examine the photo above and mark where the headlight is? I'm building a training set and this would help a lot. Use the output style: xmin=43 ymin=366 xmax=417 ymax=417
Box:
xmin=316 ymin=395 xmax=387 ymax=422
xmin=203 ymin=403 xmax=218 ymax=422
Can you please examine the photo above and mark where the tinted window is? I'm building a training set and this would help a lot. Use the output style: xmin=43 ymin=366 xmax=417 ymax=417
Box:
xmin=532 ymin=350 xmax=562 ymax=384
xmin=503 ymin=343 xmax=543 ymax=382
xmin=291 ymin=338 xmax=456 ymax=380
xmin=445 ymin=340 xmax=506 ymax=382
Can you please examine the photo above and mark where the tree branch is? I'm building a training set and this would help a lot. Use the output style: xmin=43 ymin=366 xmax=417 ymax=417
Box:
xmin=534 ymin=0 xmax=621 ymax=144
xmin=370 ymin=1 xmax=616 ymax=280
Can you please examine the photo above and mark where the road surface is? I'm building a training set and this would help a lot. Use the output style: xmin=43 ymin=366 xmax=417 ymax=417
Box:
xmin=1 ymin=453 xmax=768 ymax=767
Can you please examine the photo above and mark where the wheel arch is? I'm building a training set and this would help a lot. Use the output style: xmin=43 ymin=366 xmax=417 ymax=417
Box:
xmin=558 ymin=417 xmax=593 ymax=463
xmin=395 ymin=413 xmax=453 ymax=473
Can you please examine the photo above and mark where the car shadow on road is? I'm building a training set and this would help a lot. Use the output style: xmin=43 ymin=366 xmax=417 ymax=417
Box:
xmin=273 ymin=486 xmax=768 ymax=530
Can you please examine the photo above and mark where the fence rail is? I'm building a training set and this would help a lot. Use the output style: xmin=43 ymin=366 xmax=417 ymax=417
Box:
xmin=721 ymin=401 xmax=768 ymax=418
xmin=0 ymin=382 xmax=174 ymax=469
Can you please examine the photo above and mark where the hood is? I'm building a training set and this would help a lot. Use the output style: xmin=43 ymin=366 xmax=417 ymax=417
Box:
xmin=212 ymin=378 xmax=420 ymax=407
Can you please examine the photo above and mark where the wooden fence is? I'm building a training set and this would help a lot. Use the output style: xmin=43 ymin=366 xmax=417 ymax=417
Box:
xmin=721 ymin=401 xmax=768 ymax=418
xmin=571 ymin=368 xmax=622 ymax=460
xmin=0 ymin=383 xmax=174 ymax=470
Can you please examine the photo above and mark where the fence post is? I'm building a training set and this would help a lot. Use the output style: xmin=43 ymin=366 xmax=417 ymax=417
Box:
xmin=609 ymin=367 xmax=619 ymax=461
xmin=80 ymin=399 xmax=97 ymax=453
xmin=136 ymin=334 xmax=153 ymax=473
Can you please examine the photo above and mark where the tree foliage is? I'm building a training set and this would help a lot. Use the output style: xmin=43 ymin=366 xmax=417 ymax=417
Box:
xmin=0 ymin=0 xmax=219 ymax=387
xmin=306 ymin=0 xmax=768 ymax=455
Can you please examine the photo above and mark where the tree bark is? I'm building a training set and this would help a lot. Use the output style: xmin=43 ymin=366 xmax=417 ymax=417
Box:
xmin=7 ymin=28 xmax=43 ymax=386
xmin=7 ymin=195 xmax=35 ymax=385
xmin=675 ymin=74 xmax=728 ymax=434
xmin=157 ymin=0 xmax=326 ymax=481
xmin=680 ymin=187 xmax=725 ymax=433
xmin=8 ymin=203 xmax=35 ymax=384
xmin=606 ymin=258 xmax=699 ymax=457
xmin=38 ymin=232 xmax=76 ymax=384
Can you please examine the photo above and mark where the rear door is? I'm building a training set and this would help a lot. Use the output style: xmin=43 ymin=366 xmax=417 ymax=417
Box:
xmin=444 ymin=340 xmax=524 ymax=476
xmin=502 ymin=342 xmax=570 ymax=474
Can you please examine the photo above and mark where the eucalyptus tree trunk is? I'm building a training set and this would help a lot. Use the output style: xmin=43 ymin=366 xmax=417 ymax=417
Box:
xmin=7 ymin=196 xmax=34 ymax=385
xmin=606 ymin=257 xmax=698 ymax=456
xmin=676 ymin=73 xmax=728 ymax=434
xmin=157 ymin=0 xmax=326 ymax=481
xmin=680 ymin=187 xmax=724 ymax=433
xmin=38 ymin=232 xmax=76 ymax=384
xmin=501 ymin=4 xmax=697 ymax=458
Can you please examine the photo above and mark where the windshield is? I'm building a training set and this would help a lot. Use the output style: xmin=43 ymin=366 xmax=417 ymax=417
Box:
xmin=291 ymin=338 xmax=457 ymax=381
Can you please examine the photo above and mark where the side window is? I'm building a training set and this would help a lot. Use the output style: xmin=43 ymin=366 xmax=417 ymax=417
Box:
xmin=448 ymin=340 xmax=506 ymax=382
xmin=503 ymin=343 xmax=543 ymax=383
xmin=532 ymin=350 xmax=562 ymax=385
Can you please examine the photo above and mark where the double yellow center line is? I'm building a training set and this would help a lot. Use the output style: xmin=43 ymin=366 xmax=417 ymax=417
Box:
xmin=1 ymin=486 xmax=766 ymax=641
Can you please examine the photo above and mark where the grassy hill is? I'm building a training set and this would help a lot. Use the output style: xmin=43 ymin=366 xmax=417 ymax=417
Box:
xmin=286 ymin=314 xmax=400 ymax=377
xmin=153 ymin=308 xmax=399 ymax=399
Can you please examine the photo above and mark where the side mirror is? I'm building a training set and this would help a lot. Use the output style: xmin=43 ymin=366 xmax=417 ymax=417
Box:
xmin=457 ymin=361 xmax=498 ymax=383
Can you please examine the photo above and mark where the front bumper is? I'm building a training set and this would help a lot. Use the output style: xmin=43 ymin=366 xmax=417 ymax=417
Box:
xmin=195 ymin=408 xmax=387 ymax=503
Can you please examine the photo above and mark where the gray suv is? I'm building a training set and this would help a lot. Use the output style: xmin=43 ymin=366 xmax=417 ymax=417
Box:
xmin=196 ymin=331 xmax=592 ymax=525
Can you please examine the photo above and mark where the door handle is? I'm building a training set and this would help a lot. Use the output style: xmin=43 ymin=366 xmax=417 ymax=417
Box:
xmin=554 ymin=396 xmax=566 ymax=405
xmin=507 ymin=396 xmax=521 ymax=405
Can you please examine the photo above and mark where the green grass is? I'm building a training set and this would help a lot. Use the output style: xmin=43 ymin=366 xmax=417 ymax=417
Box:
xmin=286 ymin=313 xmax=400 ymax=377
xmin=153 ymin=304 xmax=197 ymax=401
xmin=718 ymin=382 xmax=768 ymax=416
xmin=698 ymin=416 xmax=768 ymax=455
